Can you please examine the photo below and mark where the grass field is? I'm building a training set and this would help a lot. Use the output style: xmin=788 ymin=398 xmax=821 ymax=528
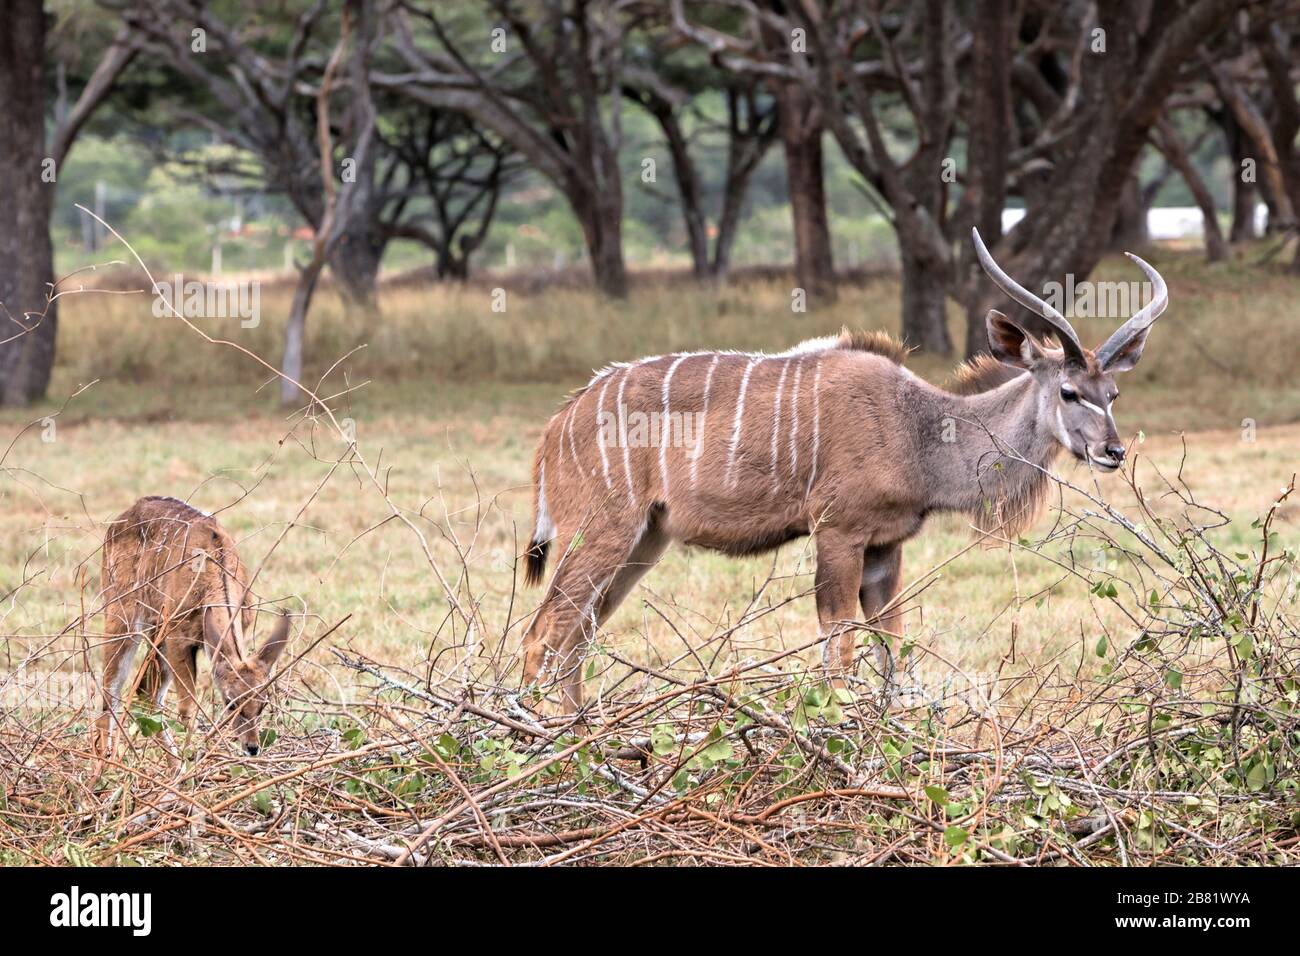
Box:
xmin=3 ymin=250 xmax=1298 ymax=689
xmin=1 ymin=249 xmax=1297 ymax=865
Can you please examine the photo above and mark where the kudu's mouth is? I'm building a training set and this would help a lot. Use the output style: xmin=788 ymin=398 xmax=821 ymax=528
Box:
xmin=1086 ymin=451 xmax=1123 ymax=472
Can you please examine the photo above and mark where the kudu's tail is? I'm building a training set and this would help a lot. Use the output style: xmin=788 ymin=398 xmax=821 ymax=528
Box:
xmin=523 ymin=439 xmax=555 ymax=586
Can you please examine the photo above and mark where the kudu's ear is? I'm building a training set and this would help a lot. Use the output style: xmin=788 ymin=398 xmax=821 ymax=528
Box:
xmin=1095 ymin=250 xmax=1168 ymax=373
xmin=257 ymin=613 xmax=292 ymax=668
xmin=986 ymin=310 xmax=1045 ymax=370
xmin=1096 ymin=324 xmax=1150 ymax=373
xmin=204 ymin=606 xmax=239 ymax=658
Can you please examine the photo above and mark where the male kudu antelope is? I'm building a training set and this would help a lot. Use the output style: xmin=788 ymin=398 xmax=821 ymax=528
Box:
xmin=95 ymin=496 xmax=291 ymax=758
xmin=520 ymin=230 xmax=1168 ymax=711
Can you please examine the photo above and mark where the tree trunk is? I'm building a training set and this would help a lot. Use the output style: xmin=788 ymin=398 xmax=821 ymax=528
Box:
xmin=1216 ymin=108 xmax=1258 ymax=242
xmin=962 ymin=0 xmax=1011 ymax=358
xmin=0 ymin=0 xmax=57 ymax=406
xmin=1109 ymin=175 xmax=1149 ymax=252
xmin=1230 ymin=172 xmax=1258 ymax=242
xmin=649 ymin=102 xmax=710 ymax=278
xmin=1156 ymin=119 xmax=1228 ymax=262
xmin=712 ymin=88 xmax=776 ymax=282
xmin=713 ymin=174 xmax=748 ymax=282
xmin=281 ymin=261 xmax=325 ymax=405
xmin=327 ymin=219 xmax=383 ymax=314
xmin=1212 ymin=65 xmax=1296 ymax=235
xmin=974 ymin=0 xmax=1241 ymax=335
xmin=775 ymin=86 xmax=836 ymax=305
xmin=573 ymin=182 xmax=628 ymax=298
xmin=588 ymin=210 xmax=628 ymax=297
xmin=901 ymin=248 xmax=952 ymax=354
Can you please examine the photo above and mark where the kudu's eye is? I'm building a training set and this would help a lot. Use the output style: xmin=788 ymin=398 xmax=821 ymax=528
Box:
xmin=1059 ymin=385 xmax=1079 ymax=403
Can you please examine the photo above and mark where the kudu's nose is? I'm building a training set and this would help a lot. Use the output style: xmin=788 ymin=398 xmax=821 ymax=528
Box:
xmin=1105 ymin=442 xmax=1126 ymax=463
xmin=245 ymin=743 xmax=260 ymax=756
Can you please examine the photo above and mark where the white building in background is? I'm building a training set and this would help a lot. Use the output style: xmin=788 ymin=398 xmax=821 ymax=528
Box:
xmin=1000 ymin=204 xmax=1269 ymax=239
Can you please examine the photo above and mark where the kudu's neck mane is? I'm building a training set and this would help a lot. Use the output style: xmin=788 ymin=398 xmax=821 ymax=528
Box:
xmin=904 ymin=365 xmax=1060 ymax=536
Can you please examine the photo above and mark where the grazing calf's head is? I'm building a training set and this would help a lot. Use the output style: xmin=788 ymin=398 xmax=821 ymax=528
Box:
xmin=206 ymin=610 xmax=291 ymax=756
xmin=973 ymin=229 xmax=1168 ymax=472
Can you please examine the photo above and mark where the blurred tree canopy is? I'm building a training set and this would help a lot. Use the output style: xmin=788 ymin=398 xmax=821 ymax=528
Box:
xmin=1 ymin=0 xmax=1294 ymax=404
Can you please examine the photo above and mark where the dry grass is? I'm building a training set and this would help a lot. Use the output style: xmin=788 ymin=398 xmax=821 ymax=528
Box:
xmin=1 ymin=251 xmax=1297 ymax=865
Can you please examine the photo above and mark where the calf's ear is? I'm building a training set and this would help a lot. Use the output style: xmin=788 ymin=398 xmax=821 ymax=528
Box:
xmin=257 ymin=613 xmax=292 ymax=668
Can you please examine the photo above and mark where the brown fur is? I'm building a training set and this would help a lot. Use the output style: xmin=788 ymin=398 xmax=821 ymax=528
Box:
xmin=519 ymin=301 xmax=1153 ymax=713
xmin=94 ymin=496 xmax=291 ymax=760
xmin=517 ymin=335 xmax=1047 ymax=712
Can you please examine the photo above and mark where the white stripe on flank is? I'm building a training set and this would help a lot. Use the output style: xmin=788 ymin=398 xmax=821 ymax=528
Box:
xmin=691 ymin=355 xmax=722 ymax=488
xmin=659 ymin=354 xmax=690 ymax=498
xmin=788 ymin=358 xmax=804 ymax=477
xmin=563 ymin=401 xmax=580 ymax=472
xmin=769 ymin=359 xmax=790 ymax=490
xmin=584 ymin=336 xmax=840 ymax=388
xmin=617 ymin=367 xmax=637 ymax=504
xmin=596 ymin=373 xmax=615 ymax=489
xmin=726 ymin=358 xmax=759 ymax=488
xmin=805 ymin=360 xmax=824 ymax=499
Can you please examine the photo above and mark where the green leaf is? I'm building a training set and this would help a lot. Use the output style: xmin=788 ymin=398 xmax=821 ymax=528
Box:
xmin=396 ymin=771 xmax=426 ymax=797
xmin=63 ymin=843 xmax=92 ymax=868
xmin=702 ymin=736 xmax=733 ymax=763
xmin=698 ymin=724 xmax=733 ymax=763
xmin=651 ymin=724 xmax=677 ymax=756
xmin=252 ymin=788 xmax=273 ymax=816
xmin=1095 ymin=635 xmax=1108 ymax=658
xmin=924 ymin=785 xmax=950 ymax=805
xmin=943 ymin=825 xmax=968 ymax=847
xmin=134 ymin=714 xmax=164 ymax=737
xmin=1163 ymin=667 xmax=1182 ymax=690
xmin=803 ymin=684 xmax=830 ymax=709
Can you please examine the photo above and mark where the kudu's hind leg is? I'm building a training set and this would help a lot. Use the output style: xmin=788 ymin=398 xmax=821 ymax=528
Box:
xmin=93 ymin=606 xmax=145 ymax=760
xmin=860 ymin=544 xmax=903 ymax=704
xmin=521 ymin=511 xmax=663 ymax=712
xmin=815 ymin=529 xmax=866 ymax=687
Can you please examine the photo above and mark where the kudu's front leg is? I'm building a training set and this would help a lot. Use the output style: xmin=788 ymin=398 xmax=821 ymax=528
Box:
xmin=814 ymin=529 xmax=865 ymax=687
xmin=860 ymin=544 xmax=903 ymax=706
